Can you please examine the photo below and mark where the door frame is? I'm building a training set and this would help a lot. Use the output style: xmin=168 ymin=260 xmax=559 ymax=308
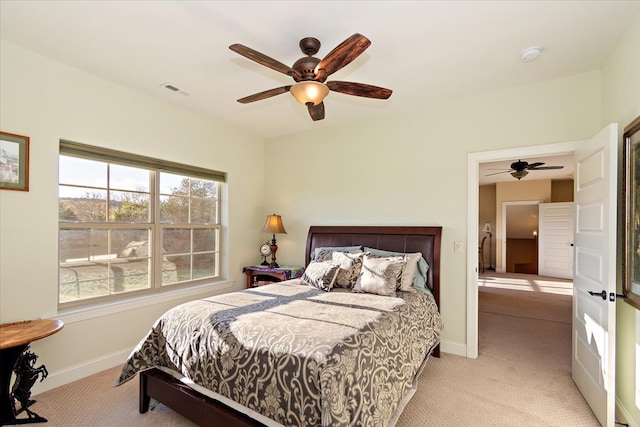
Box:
xmin=466 ymin=139 xmax=582 ymax=358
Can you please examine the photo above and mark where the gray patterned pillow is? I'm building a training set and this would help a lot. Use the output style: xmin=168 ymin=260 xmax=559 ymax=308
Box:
xmin=353 ymin=255 xmax=404 ymax=296
xmin=311 ymin=246 xmax=362 ymax=261
xmin=331 ymin=251 xmax=364 ymax=288
xmin=314 ymin=249 xmax=336 ymax=263
xmin=300 ymin=261 xmax=340 ymax=291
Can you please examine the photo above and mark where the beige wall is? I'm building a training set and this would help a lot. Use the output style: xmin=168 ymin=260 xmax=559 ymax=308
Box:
xmin=551 ymin=179 xmax=574 ymax=202
xmin=0 ymin=41 xmax=264 ymax=383
xmin=601 ymin=10 xmax=640 ymax=425
xmin=265 ymin=70 xmax=602 ymax=354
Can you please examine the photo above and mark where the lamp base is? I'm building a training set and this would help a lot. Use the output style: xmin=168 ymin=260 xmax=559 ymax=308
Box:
xmin=269 ymin=239 xmax=279 ymax=269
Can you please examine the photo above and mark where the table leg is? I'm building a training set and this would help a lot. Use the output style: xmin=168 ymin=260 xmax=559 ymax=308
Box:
xmin=0 ymin=344 xmax=47 ymax=425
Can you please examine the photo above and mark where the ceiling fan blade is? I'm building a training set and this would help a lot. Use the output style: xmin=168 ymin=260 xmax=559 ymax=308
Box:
xmin=529 ymin=166 xmax=564 ymax=170
xmin=308 ymin=102 xmax=325 ymax=121
xmin=236 ymin=86 xmax=291 ymax=104
xmin=526 ymin=162 xmax=545 ymax=169
xmin=315 ymin=34 xmax=371 ymax=80
xmin=230 ymin=44 xmax=301 ymax=80
xmin=326 ymin=81 xmax=392 ymax=99
xmin=485 ymin=171 xmax=512 ymax=176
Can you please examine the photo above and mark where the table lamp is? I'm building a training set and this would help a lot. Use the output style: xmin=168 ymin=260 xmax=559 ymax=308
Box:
xmin=261 ymin=214 xmax=287 ymax=268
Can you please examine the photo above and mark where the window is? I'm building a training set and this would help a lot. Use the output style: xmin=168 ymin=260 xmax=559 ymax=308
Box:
xmin=58 ymin=141 xmax=225 ymax=306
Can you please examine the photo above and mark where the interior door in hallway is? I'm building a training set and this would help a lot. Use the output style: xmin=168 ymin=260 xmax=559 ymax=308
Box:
xmin=538 ymin=202 xmax=574 ymax=279
xmin=572 ymin=124 xmax=617 ymax=427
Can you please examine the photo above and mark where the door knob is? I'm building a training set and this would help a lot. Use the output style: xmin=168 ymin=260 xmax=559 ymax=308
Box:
xmin=588 ymin=290 xmax=607 ymax=300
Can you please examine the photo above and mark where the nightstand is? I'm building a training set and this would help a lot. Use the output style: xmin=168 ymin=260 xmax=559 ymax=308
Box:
xmin=243 ymin=265 xmax=304 ymax=288
xmin=0 ymin=319 xmax=64 ymax=425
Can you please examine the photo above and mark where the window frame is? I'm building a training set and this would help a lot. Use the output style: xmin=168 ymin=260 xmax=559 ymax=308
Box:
xmin=58 ymin=140 xmax=226 ymax=308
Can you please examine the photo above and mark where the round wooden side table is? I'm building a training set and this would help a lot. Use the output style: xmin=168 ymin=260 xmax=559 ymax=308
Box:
xmin=0 ymin=319 xmax=64 ymax=425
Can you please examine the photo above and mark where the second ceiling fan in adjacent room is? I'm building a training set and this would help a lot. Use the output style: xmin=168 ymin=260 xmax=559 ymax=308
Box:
xmin=486 ymin=159 xmax=564 ymax=180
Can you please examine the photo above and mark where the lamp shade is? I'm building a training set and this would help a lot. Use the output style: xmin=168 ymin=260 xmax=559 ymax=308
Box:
xmin=261 ymin=214 xmax=287 ymax=235
xmin=290 ymin=81 xmax=329 ymax=106
xmin=482 ymin=222 xmax=492 ymax=234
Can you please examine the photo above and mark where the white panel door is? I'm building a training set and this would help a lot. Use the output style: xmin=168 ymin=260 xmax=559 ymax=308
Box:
xmin=572 ymin=124 xmax=617 ymax=427
xmin=539 ymin=202 xmax=574 ymax=279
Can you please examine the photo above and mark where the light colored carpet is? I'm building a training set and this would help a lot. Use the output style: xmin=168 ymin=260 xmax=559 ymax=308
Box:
xmin=26 ymin=273 xmax=599 ymax=426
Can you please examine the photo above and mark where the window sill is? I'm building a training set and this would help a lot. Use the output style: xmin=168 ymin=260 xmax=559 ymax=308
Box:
xmin=52 ymin=279 xmax=236 ymax=325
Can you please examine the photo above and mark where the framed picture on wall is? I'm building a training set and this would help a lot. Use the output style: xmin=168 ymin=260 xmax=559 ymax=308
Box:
xmin=0 ymin=131 xmax=30 ymax=191
xmin=623 ymin=115 xmax=640 ymax=310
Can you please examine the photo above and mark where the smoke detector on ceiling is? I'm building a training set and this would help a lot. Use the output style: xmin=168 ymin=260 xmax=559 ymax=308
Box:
xmin=520 ymin=46 xmax=543 ymax=62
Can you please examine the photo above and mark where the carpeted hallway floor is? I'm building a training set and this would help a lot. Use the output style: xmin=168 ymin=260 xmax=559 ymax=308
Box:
xmin=25 ymin=272 xmax=600 ymax=426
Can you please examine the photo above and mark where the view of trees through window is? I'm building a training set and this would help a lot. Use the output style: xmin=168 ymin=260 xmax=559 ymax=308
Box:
xmin=58 ymin=155 xmax=220 ymax=304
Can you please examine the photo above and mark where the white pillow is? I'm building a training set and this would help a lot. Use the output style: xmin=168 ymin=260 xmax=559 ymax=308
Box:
xmin=353 ymin=255 xmax=404 ymax=296
xmin=399 ymin=252 xmax=422 ymax=291
xmin=300 ymin=261 xmax=340 ymax=291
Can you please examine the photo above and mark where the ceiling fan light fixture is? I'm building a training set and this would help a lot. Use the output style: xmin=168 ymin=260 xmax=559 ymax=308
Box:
xmin=511 ymin=170 xmax=529 ymax=180
xmin=290 ymin=81 xmax=329 ymax=106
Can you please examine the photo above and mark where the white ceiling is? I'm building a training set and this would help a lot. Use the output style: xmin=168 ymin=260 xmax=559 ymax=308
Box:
xmin=1 ymin=1 xmax=638 ymax=145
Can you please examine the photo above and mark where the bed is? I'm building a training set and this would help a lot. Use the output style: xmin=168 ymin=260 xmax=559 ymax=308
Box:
xmin=115 ymin=225 xmax=443 ymax=427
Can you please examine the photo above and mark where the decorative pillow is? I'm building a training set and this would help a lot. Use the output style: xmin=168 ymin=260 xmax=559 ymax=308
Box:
xmin=311 ymin=246 xmax=362 ymax=261
xmin=331 ymin=251 xmax=364 ymax=288
xmin=399 ymin=252 xmax=423 ymax=291
xmin=353 ymin=255 xmax=404 ymax=296
xmin=363 ymin=247 xmax=397 ymax=257
xmin=411 ymin=257 xmax=429 ymax=290
xmin=314 ymin=249 xmax=337 ymax=262
xmin=300 ymin=261 xmax=340 ymax=291
xmin=363 ymin=247 xmax=429 ymax=291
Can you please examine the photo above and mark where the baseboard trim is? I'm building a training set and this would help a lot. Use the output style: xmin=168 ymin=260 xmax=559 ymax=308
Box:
xmin=32 ymin=347 xmax=133 ymax=395
xmin=616 ymin=397 xmax=639 ymax=427
xmin=440 ymin=340 xmax=466 ymax=357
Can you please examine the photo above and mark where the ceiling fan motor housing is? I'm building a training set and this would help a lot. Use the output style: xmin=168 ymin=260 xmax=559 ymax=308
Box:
xmin=510 ymin=160 xmax=528 ymax=171
xmin=292 ymin=37 xmax=324 ymax=82
xmin=292 ymin=56 xmax=322 ymax=82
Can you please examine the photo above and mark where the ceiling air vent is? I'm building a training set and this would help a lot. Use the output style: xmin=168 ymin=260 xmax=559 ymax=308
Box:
xmin=160 ymin=82 xmax=190 ymax=96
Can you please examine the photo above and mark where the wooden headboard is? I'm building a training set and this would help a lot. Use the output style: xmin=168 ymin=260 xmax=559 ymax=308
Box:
xmin=305 ymin=226 xmax=442 ymax=309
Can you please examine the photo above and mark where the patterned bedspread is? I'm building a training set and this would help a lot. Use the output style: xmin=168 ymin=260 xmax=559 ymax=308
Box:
xmin=115 ymin=280 xmax=443 ymax=427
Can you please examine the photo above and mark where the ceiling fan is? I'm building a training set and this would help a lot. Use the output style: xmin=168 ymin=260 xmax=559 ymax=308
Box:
xmin=486 ymin=159 xmax=564 ymax=180
xmin=229 ymin=34 xmax=392 ymax=121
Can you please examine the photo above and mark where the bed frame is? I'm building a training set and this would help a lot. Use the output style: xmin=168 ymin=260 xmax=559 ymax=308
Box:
xmin=139 ymin=225 xmax=442 ymax=427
